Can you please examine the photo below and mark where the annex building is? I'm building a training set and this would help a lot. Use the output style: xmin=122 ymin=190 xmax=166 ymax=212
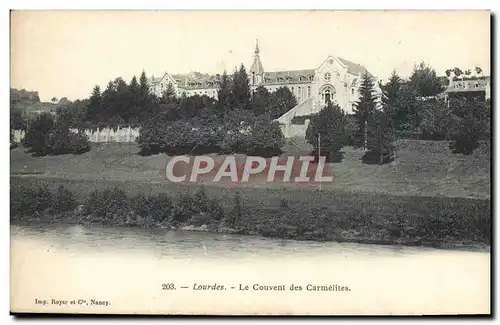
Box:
xmin=149 ymin=41 xmax=382 ymax=138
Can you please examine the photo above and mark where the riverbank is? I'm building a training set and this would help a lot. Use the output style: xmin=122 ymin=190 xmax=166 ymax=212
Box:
xmin=11 ymin=181 xmax=491 ymax=250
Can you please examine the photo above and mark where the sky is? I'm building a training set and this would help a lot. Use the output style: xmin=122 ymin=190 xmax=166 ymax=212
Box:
xmin=11 ymin=10 xmax=491 ymax=102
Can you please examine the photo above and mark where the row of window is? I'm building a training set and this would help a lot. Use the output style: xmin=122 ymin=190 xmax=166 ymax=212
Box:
xmin=263 ymin=75 xmax=315 ymax=83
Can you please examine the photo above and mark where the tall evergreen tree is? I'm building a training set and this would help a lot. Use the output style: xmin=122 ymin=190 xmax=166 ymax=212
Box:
xmin=216 ymin=70 xmax=233 ymax=117
xmin=363 ymin=110 xmax=395 ymax=164
xmin=250 ymin=86 xmax=271 ymax=116
xmin=305 ymin=102 xmax=347 ymax=162
xmin=86 ymin=85 xmax=102 ymax=122
xmin=409 ymin=61 xmax=443 ymax=97
xmin=381 ymin=70 xmax=402 ymax=115
xmin=139 ymin=70 xmax=150 ymax=105
xmin=161 ymin=83 xmax=177 ymax=104
xmin=353 ymin=72 xmax=377 ymax=150
xmin=129 ymin=76 xmax=141 ymax=123
xmin=231 ymin=64 xmax=251 ymax=110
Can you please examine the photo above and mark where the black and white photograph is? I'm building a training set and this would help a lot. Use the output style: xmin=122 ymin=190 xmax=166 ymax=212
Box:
xmin=8 ymin=10 xmax=491 ymax=315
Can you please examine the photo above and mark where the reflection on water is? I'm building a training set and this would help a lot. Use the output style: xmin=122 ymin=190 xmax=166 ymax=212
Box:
xmin=10 ymin=221 xmax=488 ymax=261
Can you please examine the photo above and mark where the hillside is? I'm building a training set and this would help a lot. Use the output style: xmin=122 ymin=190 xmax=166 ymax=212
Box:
xmin=10 ymin=139 xmax=490 ymax=199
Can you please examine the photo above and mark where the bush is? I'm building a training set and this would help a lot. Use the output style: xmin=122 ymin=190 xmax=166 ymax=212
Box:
xmin=24 ymin=113 xmax=90 ymax=156
xmin=130 ymin=192 xmax=173 ymax=224
xmin=83 ymin=187 xmax=130 ymax=220
xmin=46 ymin=127 xmax=90 ymax=155
xmin=138 ymin=111 xmax=285 ymax=157
xmin=10 ymin=184 xmax=53 ymax=216
xmin=50 ymin=185 xmax=77 ymax=214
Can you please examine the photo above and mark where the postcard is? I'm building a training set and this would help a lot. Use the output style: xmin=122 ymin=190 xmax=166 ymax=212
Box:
xmin=10 ymin=10 xmax=491 ymax=316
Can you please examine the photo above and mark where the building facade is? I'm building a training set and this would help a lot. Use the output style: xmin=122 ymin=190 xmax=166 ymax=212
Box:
xmin=149 ymin=40 xmax=382 ymax=138
xmin=443 ymin=75 xmax=491 ymax=103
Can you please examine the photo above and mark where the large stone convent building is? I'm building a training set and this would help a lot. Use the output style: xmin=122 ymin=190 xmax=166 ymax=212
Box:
xmin=149 ymin=40 xmax=382 ymax=137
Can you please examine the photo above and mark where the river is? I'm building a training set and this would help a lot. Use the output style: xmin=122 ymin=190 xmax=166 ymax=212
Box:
xmin=10 ymin=222 xmax=490 ymax=315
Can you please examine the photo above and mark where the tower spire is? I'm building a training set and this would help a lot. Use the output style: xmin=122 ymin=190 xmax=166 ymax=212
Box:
xmin=250 ymin=38 xmax=264 ymax=84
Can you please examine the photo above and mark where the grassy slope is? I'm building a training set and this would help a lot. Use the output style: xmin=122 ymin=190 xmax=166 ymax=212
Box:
xmin=10 ymin=139 xmax=490 ymax=199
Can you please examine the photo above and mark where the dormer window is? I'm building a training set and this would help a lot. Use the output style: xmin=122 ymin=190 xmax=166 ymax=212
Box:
xmin=309 ymin=75 xmax=314 ymax=81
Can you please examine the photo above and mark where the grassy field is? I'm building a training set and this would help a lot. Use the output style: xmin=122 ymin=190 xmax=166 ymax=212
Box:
xmin=10 ymin=139 xmax=491 ymax=248
xmin=10 ymin=139 xmax=491 ymax=198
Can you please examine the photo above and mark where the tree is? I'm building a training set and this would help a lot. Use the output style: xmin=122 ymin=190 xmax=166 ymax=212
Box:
xmin=215 ymin=70 xmax=233 ymax=117
xmin=363 ymin=110 xmax=395 ymax=164
xmin=453 ymin=67 xmax=464 ymax=80
xmin=161 ymin=83 xmax=177 ymax=104
xmin=475 ymin=66 xmax=483 ymax=76
xmin=231 ymin=64 xmax=251 ymax=110
xmin=394 ymin=84 xmax=419 ymax=132
xmin=250 ymin=86 xmax=271 ymax=115
xmin=51 ymin=97 xmax=58 ymax=103
xmin=409 ymin=62 xmax=443 ymax=97
xmin=419 ymin=99 xmax=459 ymax=140
xmin=269 ymin=87 xmax=297 ymax=119
xmin=23 ymin=112 xmax=56 ymax=156
xmin=305 ymin=102 xmax=347 ymax=162
xmin=10 ymin=109 xmax=26 ymax=130
xmin=57 ymin=100 xmax=88 ymax=128
xmin=448 ymin=98 xmax=490 ymax=155
xmin=381 ymin=70 xmax=402 ymax=122
xmin=139 ymin=70 xmax=150 ymax=105
xmin=353 ymin=72 xmax=377 ymax=150
xmin=86 ymin=85 xmax=102 ymax=122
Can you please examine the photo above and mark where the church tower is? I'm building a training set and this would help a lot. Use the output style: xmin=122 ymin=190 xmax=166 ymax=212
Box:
xmin=249 ymin=39 xmax=264 ymax=86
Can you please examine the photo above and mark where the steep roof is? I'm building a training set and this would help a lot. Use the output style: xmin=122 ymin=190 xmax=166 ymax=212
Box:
xmin=337 ymin=57 xmax=370 ymax=76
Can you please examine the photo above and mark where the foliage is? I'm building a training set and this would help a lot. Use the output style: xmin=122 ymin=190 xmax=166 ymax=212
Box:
xmin=23 ymin=112 xmax=56 ymax=155
xmin=10 ymin=184 xmax=76 ymax=217
xmin=305 ymin=102 xmax=347 ymax=162
xmin=353 ymin=72 xmax=378 ymax=149
xmin=11 ymin=182 xmax=491 ymax=246
xmin=419 ymin=99 xmax=459 ymax=140
xmin=409 ymin=62 xmax=444 ymax=97
xmin=215 ymin=70 xmax=233 ymax=117
xmin=231 ymin=64 xmax=251 ymax=110
xmin=23 ymin=112 xmax=90 ymax=156
xmin=10 ymin=109 xmax=26 ymax=130
xmin=84 ymin=188 xmax=130 ymax=220
xmin=362 ymin=110 xmax=395 ymax=164
xmin=448 ymin=98 xmax=490 ymax=155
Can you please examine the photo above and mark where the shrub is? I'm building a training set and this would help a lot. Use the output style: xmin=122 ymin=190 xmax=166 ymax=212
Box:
xmin=50 ymin=185 xmax=77 ymax=214
xmin=10 ymin=184 xmax=53 ymax=216
xmin=171 ymin=192 xmax=197 ymax=224
xmin=46 ymin=127 xmax=90 ymax=155
xmin=24 ymin=113 xmax=90 ymax=156
xmin=83 ymin=187 xmax=130 ymax=220
xmin=130 ymin=192 xmax=173 ymax=224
